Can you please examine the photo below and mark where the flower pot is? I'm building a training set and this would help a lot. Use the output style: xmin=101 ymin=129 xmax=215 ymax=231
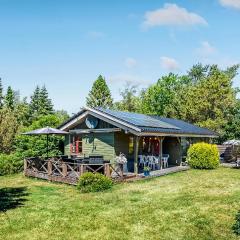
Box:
xmin=144 ymin=170 xmax=150 ymax=177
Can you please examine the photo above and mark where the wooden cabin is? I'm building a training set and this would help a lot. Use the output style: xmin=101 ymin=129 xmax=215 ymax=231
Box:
xmin=59 ymin=107 xmax=218 ymax=174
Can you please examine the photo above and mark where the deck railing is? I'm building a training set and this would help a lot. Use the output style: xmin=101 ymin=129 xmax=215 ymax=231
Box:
xmin=24 ymin=157 xmax=123 ymax=185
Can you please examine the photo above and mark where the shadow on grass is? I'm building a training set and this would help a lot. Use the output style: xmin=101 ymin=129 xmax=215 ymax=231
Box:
xmin=0 ymin=187 xmax=29 ymax=213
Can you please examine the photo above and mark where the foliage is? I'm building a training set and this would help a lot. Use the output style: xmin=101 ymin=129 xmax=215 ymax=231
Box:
xmin=141 ymin=73 xmax=181 ymax=116
xmin=187 ymin=142 xmax=219 ymax=169
xmin=77 ymin=172 xmax=113 ymax=193
xmin=114 ymin=84 xmax=141 ymax=112
xmin=29 ymin=86 xmax=40 ymax=121
xmin=38 ymin=85 xmax=54 ymax=115
xmin=139 ymin=64 xmax=239 ymax=139
xmin=187 ymin=63 xmax=210 ymax=83
xmin=29 ymin=85 xmax=54 ymax=122
xmin=0 ymin=108 xmax=20 ymax=154
xmin=0 ymin=153 xmax=23 ymax=176
xmin=4 ymin=86 xmax=15 ymax=110
xmin=86 ymin=75 xmax=113 ymax=108
xmin=166 ymin=65 xmax=238 ymax=135
xmin=15 ymin=97 xmax=30 ymax=126
xmin=219 ymin=100 xmax=240 ymax=142
xmin=54 ymin=110 xmax=70 ymax=123
xmin=232 ymin=211 xmax=240 ymax=235
xmin=0 ymin=78 xmax=3 ymax=108
xmin=15 ymin=114 xmax=64 ymax=158
xmin=143 ymin=166 xmax=150 ymax=171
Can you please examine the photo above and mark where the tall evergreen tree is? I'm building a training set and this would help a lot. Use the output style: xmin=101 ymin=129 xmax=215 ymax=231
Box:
xmin=38 ymin=85 xmax=54 ymax=115
xmin=4 ymin=86 xmax=15 ymax=110
xmin=29 ymin=85 xmax=40 ymax=120
xmin=86 ymin=75 xmax=113 ymax=108
xmin=29 ymin=85 xmax=54 ymax=121
xmin=0 ymin=78 xmax=3 ymax=108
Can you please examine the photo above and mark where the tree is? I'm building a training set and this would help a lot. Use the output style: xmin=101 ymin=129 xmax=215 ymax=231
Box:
xmin=167 ymin=66 xmax=238 ymax=134
xmin=0 ymin=108 xmax=19 ymax=153
xmin=219 ymin=100 xmax=240 ymax=142
xmin=0 ymin=78 xmax=3 ymax=108
xmin=55 ymin=110 xmax=70 ymax=123
xmin=29 ymin=85 xmax=54 ymax=121
xmin=187 ymin=63 xmax=210 ymax=83
xmin=86 ymin=75 xmax=113 ymax=108
xmin=4 ymin=86 xmax=15 ymax=110
xmin=16 ymin=114 xmax=64 ymax=158
xmin=140 ymin=73 xmax=181 ymax=116
xmin=114 ymin=84 xmax=140 ymax=112
xmin=29 ymin=86 xmax=40 ymax=120
xmin=38 ymin=85 xmax=54 ymax=115
xmin=15 ymin=97 xmax=30 ymax=126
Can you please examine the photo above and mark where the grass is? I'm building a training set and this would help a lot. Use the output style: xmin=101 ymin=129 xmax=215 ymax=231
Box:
xmin=1 ymin=167 xmax=240 ymax=240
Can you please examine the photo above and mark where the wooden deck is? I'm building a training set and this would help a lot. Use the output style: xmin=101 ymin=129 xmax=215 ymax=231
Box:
xmin=24 ymin=157 xmax=124 ymax=185
xmin=140 ymin=165 xmax=190 ymax=178
xmin=123 ymin=165 xmax=190 ymax=182
xmin=24 ymin=157 xmax=190 ymax=185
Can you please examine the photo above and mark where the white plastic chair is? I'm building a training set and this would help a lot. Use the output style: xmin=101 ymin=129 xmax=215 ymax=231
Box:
xmin=148 ymin=155 xmax=154 ymax=170
xmin=162 ymin=154 xmax=169 ymax=168
xmin=138 ymin=155 xmax=144 ymax=167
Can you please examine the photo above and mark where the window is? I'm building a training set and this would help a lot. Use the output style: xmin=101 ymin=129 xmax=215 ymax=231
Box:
xmin=70 ymin=135 xmax=82 ymax=154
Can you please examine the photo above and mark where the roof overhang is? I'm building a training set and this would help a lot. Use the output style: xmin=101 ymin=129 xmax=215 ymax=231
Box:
xmin=69 ymin=128 xmax=121 ymax=134
xmin=59 ymin=107 xmax=142 ymax=134
xmin=136 ymin=132 xmax=218 ymax=138
xmin=59 ymin=107 xmax=218 ymax=138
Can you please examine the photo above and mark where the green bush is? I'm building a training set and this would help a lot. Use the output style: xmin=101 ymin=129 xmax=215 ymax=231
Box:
xmin=233 ymin=211 xmax=240 ymax=235
xmin=0 ymin=153 xmax=23 ymax=176
xmin=77 ymin=172 xmax=113 ymax=193
xmin=187 ymin=142 xmax=219 ymax=169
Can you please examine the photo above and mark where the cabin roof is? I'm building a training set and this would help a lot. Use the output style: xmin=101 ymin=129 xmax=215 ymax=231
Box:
xmin=58 ymin=107 xmax=218 ymax=137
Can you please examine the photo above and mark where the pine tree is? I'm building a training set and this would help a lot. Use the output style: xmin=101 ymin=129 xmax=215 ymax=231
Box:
xmin=29 ymin=86 xmax=40 ymax=120
xmin=38 ymin=85 xmax=54 ymax=115
xmin=86 ymin=75 xmax=113 ymax=108
xmin=0 ymin=78 xmax=3 ymax=108
xmin=4 ymin=86 xmax=15 ymax=110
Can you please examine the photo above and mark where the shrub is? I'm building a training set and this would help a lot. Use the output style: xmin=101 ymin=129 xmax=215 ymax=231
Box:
xmin=187 ymin=142 xmax=219 ymax=169
xmin=77 ymin=172 xmax=113 ymax=193
xmin=0 ymin=153 xmax=23 ymax=176
xmin=233 ymin=211 xmax=240 ymax=235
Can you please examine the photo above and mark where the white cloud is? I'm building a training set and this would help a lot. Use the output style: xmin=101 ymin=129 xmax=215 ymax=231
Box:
xmin=160 ymin=56 xmax=179 ymax=71
xmin=197 ymin=41 xmax=216 ymax=57
xmin=125 ymin=57 xmax=137 ymax=68
xmin=143 ymin=3 xmax=207 ymax=29
xmin=219 ymin=0 xmax=240 ymax=9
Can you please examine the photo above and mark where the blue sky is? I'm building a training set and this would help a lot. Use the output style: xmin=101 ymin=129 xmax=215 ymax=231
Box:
xmin=0 ymin=0 xmax=240 ymax=114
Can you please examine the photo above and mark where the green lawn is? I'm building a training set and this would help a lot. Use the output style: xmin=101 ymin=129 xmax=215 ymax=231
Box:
xmin=1 ymin=167 xmax=240 ymax=240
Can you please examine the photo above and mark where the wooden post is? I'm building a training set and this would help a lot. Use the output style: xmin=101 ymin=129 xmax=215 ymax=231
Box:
xmin=80 ymin=164 xmax=84 ymax=176
xmin=158 ymin=137 xmax=163 ymax=170
xmin=120 ymin=164 xmax=123 ymax=179
xmin=24 ymin=158 xmax=27 ymax=175
xmin=62 ymin=162 xmax=67 ymax=177
xmin=105 ymin=164 xmax=111 ymax=178
xmin=134 ymin=136 xmax=139 ymax=175
xmin=48 ymin=160 xmax=52 ymax=175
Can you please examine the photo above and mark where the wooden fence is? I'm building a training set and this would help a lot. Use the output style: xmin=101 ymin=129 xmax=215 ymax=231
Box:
xmin=24 ymin=157 xmax=124 ymax=185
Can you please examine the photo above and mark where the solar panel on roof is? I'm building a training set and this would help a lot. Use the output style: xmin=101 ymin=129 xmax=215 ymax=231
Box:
xmin=97 ymin=108 xmax=180 ymax=129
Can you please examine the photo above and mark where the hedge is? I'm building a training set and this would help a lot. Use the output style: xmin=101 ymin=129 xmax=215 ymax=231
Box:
xmin=187 ymin=142 xmax=219 ymax=169
xmin=77 ymin=172 xmax=113 ymax=193
xmin=0 ymin=153 xmax=23 ymax=176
